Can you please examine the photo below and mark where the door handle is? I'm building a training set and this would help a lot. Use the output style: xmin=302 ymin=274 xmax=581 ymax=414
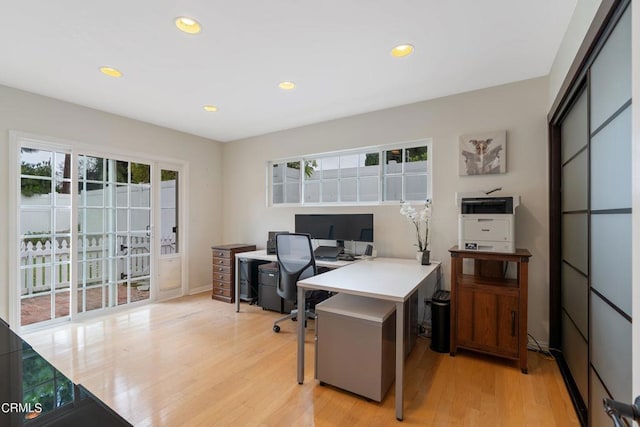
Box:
xmin=511 ymin=311 xmax=516 ymax=337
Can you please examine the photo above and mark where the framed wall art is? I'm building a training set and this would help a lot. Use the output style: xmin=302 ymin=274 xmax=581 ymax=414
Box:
xmin=459 ymin=130 xmax=506 ymax=176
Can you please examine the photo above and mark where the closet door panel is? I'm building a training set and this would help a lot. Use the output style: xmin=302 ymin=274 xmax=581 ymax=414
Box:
xmin=589 ymin=7 xmax=631 ymax=131
xmin=590 ymin=106 xmax=631 ymax=211
xmin=561 ymin=264 xmax=588 ymax=337
xmin=561 ymin=91 xmax=588 ymax=161
xmin=561 ymin=214 xmax=588 ymax=274
xmin=590 ymin=295 xmax=632 ymax=402
xmin=590 ymin=368 xmax=614 ymax=427
xmin=561 ymin=150 xmax=588 ymax=212
xmin=562 ymin=312 xmax=589 ymax=403
xmin=591 ymin=213 xmax=632 ymax=316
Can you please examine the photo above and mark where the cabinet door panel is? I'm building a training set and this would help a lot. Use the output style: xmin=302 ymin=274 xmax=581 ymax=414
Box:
xmin=496 ymin=295 xmax=518 ymax=355
xmin=471 ymin=291 xmax=498 ymax=347
xmin=457 ymin=285 xmax=518 ymax=356
xmin=457 ymin=285 xmax=473 ymax=344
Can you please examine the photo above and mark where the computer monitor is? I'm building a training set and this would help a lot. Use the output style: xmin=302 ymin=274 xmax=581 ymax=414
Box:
xmin=294 ymin=214 xmax=374 ymax=242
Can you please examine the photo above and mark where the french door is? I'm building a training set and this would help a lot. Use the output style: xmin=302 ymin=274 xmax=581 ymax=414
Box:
xmin=19 ymin=147 xmax=72 ymax=326
xmin=157 ymin=164 xmax=183 ymax=300
xmin=18 ymin=145 xmax=154 ymax=327
xmin=76 ymin=155 xmax=152 ymax=315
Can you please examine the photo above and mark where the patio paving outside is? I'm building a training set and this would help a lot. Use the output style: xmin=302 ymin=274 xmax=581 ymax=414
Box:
xmin=21 ymin=285 xmax=150 ymax=326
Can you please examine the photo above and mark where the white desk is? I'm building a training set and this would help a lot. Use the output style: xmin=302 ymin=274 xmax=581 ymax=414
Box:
xmin=297 ymin=257 xmax=441 ymax=421
xmin=234 ymin=249 xmax=356 ymax=312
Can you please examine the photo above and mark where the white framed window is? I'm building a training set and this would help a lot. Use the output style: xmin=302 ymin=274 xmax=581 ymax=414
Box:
xmin=268 ymin=139 xmax=431 ymax=206
xmin=271 ymin=161 xmax=302 ymax=204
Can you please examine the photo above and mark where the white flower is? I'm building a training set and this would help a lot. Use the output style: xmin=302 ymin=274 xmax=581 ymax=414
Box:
xmin=400 ymin=200 xmax=432 ymax=252
xmin=419 ymin=206 xmax=431 ymax=221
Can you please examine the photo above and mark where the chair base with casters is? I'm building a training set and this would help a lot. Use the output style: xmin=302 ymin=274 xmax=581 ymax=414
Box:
xmin=273 ymin=307 xmax=316 ymax=333
xmin=273 ymin=289 xmax=331 ymax=332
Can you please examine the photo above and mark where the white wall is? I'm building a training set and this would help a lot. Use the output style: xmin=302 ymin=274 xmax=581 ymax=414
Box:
xmin=548 ymin=0 xmax=603 ymax=107
xmin=223 ymin=77 xmax=551 ymax=343
xmin=0 ymin=84 xmax=223 ymax=322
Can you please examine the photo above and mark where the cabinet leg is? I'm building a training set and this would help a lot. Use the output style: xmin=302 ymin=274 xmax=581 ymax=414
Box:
xmin=521 ymin=368 xmax=528 ymax=374
xmin=449 ymin=352 xmax=456 ymax=357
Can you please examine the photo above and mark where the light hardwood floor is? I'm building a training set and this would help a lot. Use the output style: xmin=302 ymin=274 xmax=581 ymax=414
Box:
xmin=24 ymin=293 xmax=580 ymax=426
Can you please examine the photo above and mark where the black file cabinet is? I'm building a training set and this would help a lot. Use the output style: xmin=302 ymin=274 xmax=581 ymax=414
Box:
xmin=239 ymin=259 xmax=269 ymax=303
xmin=258 ymin=262 xmax=294 ymax=313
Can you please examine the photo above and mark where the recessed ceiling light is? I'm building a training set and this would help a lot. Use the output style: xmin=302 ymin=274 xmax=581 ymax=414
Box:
xmin=279 ymin=81 xmax=296 ymax=91
xmin=391 ymin=44 xmax=414 ymax=57
xmin=99 ymin=66 xmax=123 ymax=78
xmin=203 ymin=105 xmax=218 ymax=112
xmin=175 ymin=16 xmax=201 ymax=34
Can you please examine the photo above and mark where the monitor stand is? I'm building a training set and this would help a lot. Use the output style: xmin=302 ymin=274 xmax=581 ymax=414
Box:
xmin=314 ymin=246 xmax=343 ymax=260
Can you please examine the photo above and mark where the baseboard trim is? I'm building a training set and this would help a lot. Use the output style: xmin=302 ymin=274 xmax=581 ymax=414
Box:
xmin=157 ymin=288 xmax=183 ymax=301
xmin=188 ymin=285 xmax=210 ymax=296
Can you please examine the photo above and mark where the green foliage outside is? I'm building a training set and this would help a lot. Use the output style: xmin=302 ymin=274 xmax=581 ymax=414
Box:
xmin=21 ymin=161 xmax=54 ymax=197
xmin=406 ymin=146 xmax=428 ymax=161
xmin=83 ymin=157 xmax=150 ymax=184
xmin=22 ymin=348 xmax=74 ymax=414
xmin=161 ymin=169 xmax=178 ymax=181
xmin=286 ymin=160 xmax=318 ymax=178
xmin=21 ymin=157 xmax=153 ymax=197
xmin=365 ymin=153 xmax=379 ymax=166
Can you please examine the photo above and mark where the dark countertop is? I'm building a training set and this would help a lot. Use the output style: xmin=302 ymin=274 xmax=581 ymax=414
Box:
xmin=0 ymin=321 xmax=131 ymax=427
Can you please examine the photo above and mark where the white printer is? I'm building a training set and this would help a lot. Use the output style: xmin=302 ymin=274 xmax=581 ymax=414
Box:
xmin=456 ymin=193 xmax=519 ymax=253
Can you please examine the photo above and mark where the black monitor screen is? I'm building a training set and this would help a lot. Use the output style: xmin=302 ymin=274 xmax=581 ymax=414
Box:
xmin=295 ymin=214 xmax=374 ymax=242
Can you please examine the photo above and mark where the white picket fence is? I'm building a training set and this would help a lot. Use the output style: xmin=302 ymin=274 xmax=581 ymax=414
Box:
xmin=20 ymin=236 xmax=174 ymax=296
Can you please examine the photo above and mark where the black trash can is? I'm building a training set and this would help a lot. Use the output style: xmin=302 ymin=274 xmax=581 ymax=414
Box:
xmin=430 ymin=290 xmax=451 ymax=353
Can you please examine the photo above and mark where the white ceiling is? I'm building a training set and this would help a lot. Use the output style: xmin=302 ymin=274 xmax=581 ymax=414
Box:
xmin=0 ymin=1 xmax=577 ymax=142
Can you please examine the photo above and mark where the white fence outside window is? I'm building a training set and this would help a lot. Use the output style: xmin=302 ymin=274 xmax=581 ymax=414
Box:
xmin=20 ymin=236 xmax=174 ymax=297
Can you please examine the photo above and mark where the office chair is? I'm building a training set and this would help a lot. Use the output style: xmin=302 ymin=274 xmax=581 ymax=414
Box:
xmin=273 ymin=233 xmax=318 ymax=333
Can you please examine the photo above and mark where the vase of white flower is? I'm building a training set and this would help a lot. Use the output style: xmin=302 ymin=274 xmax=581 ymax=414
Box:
xmin=400 ymin=200 xmax=432 ymax=263
xmin=421 ymin=249 xmax=431 ymax=265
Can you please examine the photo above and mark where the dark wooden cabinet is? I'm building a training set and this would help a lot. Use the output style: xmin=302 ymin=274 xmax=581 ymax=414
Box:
xmin=211 ymin=244 xmax=256 ymax=303
xmin=449 ymin=246 xmax=531 ymax=373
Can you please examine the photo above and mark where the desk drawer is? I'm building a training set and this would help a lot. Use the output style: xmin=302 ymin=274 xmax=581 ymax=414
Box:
xmin=212 ymin=249 xmax=232 ymax=259
xmin=213 ymin=279 xmax=231 ymax=290
xmin=258 ymin=269 xmax=279 ymax=287
xmin=213 ymin=265 xmax=232 ymax=275
xmin=212 ymin=272 xmax=231 ymax=283
xmin=212 ymin=257 xmax=232 ymax=267
xmin=212 ymin=286 xmax=232 ymax=299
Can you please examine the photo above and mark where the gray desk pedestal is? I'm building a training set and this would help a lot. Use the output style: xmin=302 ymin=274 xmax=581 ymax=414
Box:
xmin=315 ymin=294 xmax=396 ymax=402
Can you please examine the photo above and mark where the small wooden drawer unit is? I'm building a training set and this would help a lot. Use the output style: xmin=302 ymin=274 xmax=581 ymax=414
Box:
xmin=211 ymin=244 xmax=256 ymax=303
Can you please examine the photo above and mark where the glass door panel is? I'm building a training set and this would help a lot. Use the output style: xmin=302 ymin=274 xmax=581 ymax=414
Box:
xmin=158 ymin=167 xmax=182 ymax=296
xmin=19 ymin=148 xmax=72 ymax=327
xmin=77 ymin=156 xmax=151 ymax=314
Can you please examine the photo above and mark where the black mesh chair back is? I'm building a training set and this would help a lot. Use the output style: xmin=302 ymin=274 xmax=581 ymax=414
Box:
xmin=275 ymin=233 xmax=317 ymax=302
xmin=271 ymin=233 xmax=320 ymax=332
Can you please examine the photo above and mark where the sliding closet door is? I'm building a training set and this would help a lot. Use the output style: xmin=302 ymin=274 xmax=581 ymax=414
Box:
xmin=560 ymin=89 xmax=589 ymax=408
xmin=551 ymin=4 xmax=632 ymax=425
xmin=588 ymin=6 xmax=631 ymax=427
